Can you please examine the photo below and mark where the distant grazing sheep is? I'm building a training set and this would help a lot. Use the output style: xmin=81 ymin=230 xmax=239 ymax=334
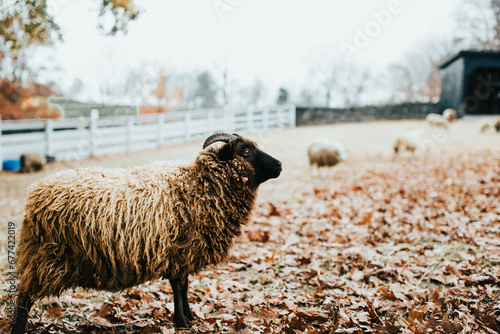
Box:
xmin=394 ymin=135 xmax=417 ymax=157
xmin=308 ymin=138 xmax=347 ymax=176
xmin=425 ymin=113 xmax=449 ymax=128
xmin=442 ymin=108 xmax=457 ymax=122
xmin=19 ymin=153 xmax=46 ymax=173
xmin=11 ymin=133 xmax=282 ymax=333
xmin=480 ymin=121 xmax=492 ymax=132
xmin=393 ymin=129 xmax=425 ymax=158
xmin=479 ymin=118 xmax=500 ymax=132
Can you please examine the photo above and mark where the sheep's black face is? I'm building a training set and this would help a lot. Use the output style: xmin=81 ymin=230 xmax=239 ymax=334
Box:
xmin=236 ymin=142 xmax=282 ymax=185
xmin=212 ymin=134 xmax=282 ymax=186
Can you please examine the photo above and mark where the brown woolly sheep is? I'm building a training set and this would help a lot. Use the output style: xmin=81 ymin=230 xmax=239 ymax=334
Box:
xmin=19 ymin=153 xmax=46 ymax=173
xmin=11 ymin=133 xmax=282 ymax=333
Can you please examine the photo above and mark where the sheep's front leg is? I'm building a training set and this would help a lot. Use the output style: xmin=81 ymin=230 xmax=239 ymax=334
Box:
xmin=181 ymin=278 xmax=195 ymax=321
xmin=11 ymin=292 xmax=34 ymax=334
xmin=170 ymin=279 xmax=189 ymax=328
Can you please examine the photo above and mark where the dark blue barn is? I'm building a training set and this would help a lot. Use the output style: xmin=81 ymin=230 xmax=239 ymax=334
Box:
xmin=439 ymin=50 xmax=500 ymax=116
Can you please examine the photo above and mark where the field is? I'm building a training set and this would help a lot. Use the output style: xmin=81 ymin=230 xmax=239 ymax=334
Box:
xmin=1 ymin=119 xmax=499 ymax=333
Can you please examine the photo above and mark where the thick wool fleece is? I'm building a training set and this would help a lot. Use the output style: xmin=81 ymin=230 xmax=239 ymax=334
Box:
xmin=16 ymin=147 xmax=256 ymax=299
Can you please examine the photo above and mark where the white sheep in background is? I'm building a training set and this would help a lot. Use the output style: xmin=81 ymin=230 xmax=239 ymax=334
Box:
xmin=308 ymin=138 xmax=347 ymax=177
xmin=442 ymin=108 xmax=457 ymax=122
xmin=393 ymin=128 xmax=425 ymax=159
xmin=426 ymin=113 xmax=449 ymax=129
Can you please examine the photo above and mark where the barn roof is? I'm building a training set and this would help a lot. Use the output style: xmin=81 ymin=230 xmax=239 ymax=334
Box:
xmin=439 ymin=50 xmax=500 ymax=70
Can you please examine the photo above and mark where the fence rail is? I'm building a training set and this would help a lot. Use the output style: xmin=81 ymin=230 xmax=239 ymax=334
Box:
xmin=0 ymin=106 xmax=295 ymax=170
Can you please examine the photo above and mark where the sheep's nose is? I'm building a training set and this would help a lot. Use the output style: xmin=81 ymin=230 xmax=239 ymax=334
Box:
xmin=276 ymin=160 xmax=282 ymax=170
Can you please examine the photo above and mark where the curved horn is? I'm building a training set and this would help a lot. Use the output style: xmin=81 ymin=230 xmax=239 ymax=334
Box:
xmin=203 ymin=133 xmax=238 ymax=149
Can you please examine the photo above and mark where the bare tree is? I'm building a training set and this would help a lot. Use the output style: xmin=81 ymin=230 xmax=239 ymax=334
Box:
xmin=309 ymin=54 xmax=340 ymax=107
xmin=193 ymin=70 xmax=218 ymax=109
xmin=387 ymin=64 xmax=417 ymax=103
xmin=455 ymin=0 xmax=500 ymax=50
xmin=307 ymin=47 xmax=374 ymax=108
xmin=387 ymin=39 xmax=459 ymax=103
xmin=69 ymin=78 xmax=84 ymax=100
xmin=123 ymin=68 xmax=145 ymax=105
xmin=297 ymin=88 xmax=317 ymax=106
xmin=212 ymin=61 xmax=230 ymax=106
xmin=211 ymin=59 xmax=244 ymax=108
xmin=308 ymin=52 xmax=372 ymax=107
xmin=121 ymin=63 xmax=184 ymax=110
xmin=98 ymin=55 xmax=124 ymax=104
xmin=339 ymin=67 xmax=371 ymax=108
xmin=249 ymin=79 xmax=265 ymax=108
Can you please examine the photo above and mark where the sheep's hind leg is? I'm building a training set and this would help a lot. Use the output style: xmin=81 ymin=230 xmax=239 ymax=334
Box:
xmin=170 ymin=279 xmax=189 ymax=328
xmin=11 ymin=293 xmax=33 ymax=334
xmin=181 ymin=279 xmax=195 ymax=321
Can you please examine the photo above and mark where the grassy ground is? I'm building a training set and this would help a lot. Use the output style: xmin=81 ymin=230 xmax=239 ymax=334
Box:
xmin=0 ymin=118 xmax=499 ymax=333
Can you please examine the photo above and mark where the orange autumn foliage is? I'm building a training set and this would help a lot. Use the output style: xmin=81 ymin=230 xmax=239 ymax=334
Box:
xmin=139 ymin=106 xmax=170 ymax=114
xmin=0 ymin=78 xmax=62 ymax=120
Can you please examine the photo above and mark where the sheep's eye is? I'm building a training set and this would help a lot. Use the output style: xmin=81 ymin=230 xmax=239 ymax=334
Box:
xmin=242 ymin=148 xmax=252 ymax=156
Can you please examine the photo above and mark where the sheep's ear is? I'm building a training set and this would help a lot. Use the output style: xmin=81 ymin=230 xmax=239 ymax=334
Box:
xmin=218 ymin=141 xmax=235 ymax=161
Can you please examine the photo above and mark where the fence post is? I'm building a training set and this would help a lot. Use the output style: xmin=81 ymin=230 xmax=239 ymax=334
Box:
xmin=89 ymin=109 xmax=99 ymax=157
xmin=277 ymin=107 xmax=284 ymax=129
xmin=263 ymin=108 xmax=269 ymax=131
xmin=0 ymin=117 xmax=2 ymax=170
xmin=288 ymin=105 xmax=296 ymax=128
xmin=247 ymin=109 xmax=254 ymax=133
xmin=225 ymin=109 xmax=235 ymax=133
xmin=207 ymin=110 xmax=214 ymax=134
xmin=184 ymin=111 xmax=191 ymax=142
xmin=45 ymin=119 xmax=54 ymax=156
xmin=126 ymin=116 xmax=133 ymax=152
xmin=157 ymin=114 xmax=164 ymax=146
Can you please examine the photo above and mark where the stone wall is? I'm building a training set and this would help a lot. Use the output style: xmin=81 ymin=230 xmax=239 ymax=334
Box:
xmin=296 ymin=102 xmax=440 ymax=126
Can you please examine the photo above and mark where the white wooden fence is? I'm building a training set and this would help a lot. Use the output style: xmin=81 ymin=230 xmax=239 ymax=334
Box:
xmin=0 ymin=106 xmax=295 ymax=169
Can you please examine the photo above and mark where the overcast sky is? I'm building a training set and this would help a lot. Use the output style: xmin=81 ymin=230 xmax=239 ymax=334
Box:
xmin=41 ymin=0 xmax=462 ymax=104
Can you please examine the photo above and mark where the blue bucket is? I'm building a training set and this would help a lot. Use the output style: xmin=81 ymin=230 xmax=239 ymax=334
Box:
xmin=3 ymin=160 xmax=21 ymax=171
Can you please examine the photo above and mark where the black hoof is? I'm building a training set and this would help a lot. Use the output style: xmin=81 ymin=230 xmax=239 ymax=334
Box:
xmin=173 ymin=318 xmax=190 ymax=329
xmin=174 ymin=317 xmax=191 ymax=329
xmin=184 ymin=311 xmax=196 ymax=322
